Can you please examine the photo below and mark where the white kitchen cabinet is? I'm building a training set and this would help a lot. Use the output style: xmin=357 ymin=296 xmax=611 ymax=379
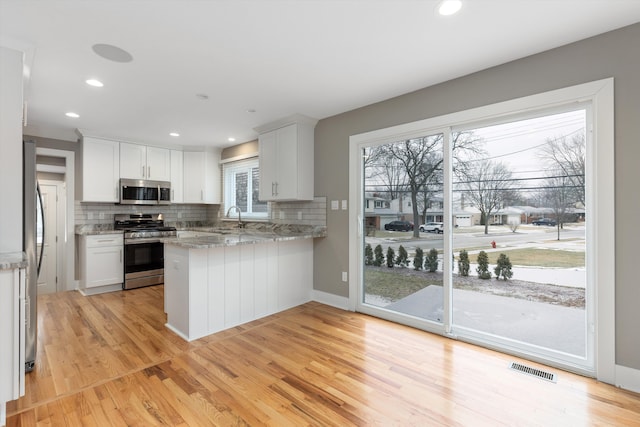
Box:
xmin=78 ymin=234 xmax=124 ymax=295
xmin=256 ymin=116 xmax=316 ymax=201
xmin=79 ymin=136 xmax=120 ymax=202
xmin=183 ymin=149 xmax=221 ymax=204
xmin=0 ymin=267 xmax=25 ymax=427
xmin=120 ymin=142 xmax=171 ymax=181
xmin=170 ymin=150 xmax=184 ymax=203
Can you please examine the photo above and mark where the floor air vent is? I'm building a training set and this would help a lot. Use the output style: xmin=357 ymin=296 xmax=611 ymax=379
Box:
xmin=509 ymin=362 xmax=557 ymax=383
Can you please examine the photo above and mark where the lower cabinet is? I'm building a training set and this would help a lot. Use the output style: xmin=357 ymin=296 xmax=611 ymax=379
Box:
xmin=78 ymin=234 xmax=124 ymax=295
xmin=164 ymin=239 xmax=313 ymax=341
xmin=0 ymin=267 xmax=25 ymax=427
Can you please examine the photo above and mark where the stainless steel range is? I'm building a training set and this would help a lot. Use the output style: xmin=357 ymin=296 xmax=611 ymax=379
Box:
xmin=114 ymin=214 xmax=177 ymax=290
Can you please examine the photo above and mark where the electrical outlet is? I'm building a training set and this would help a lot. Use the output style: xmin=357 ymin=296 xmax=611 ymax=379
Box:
xmin=341 ymin=271 xmax=348 ymax=282
xmin=341 ymin=200 xmax=347 ymax=210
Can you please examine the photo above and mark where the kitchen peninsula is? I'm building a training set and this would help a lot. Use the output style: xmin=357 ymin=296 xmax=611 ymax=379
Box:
xmin=162 ymin=224 xmax=326 ymax=341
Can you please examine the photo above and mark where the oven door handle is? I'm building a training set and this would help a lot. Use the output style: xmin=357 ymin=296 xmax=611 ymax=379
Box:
xmin=124 ymin=238 xmax=163 ymax=245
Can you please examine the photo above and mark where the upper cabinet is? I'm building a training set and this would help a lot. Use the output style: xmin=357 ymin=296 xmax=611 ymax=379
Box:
xmin=79 ymin=136 xmax=120 ymax=202
xmin=183 ymin=148 xmax=221 ymax=204
xmin=256 ymin=115 xmax=317 ymax=201
xmin=120 ymin=142 xmax=171 ymax=181
xmin=170 ymin=150 xmax=184 ymax=203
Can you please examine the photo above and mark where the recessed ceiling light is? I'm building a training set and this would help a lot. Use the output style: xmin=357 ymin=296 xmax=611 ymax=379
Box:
xmin=438 ymin=0 xmax=462 ymax=16
xmin=169 ymin=132 xmax=180 ymax=137
xmin=86 ymin=79 xmax=104 ymax=87
xmin=92 ymin=43 xmax=133 ymax=63
xmin=228 ymin=137 xmax=236 ymax=142
xmin=65 ymin=112 xmax=79 ymax=118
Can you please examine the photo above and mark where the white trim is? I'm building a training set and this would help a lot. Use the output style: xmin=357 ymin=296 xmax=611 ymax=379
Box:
xmin=77 ymin=283 xmax=121 ymax=296
xmin=349 ymin=78 xmax=615 ymax=382
xmin=36 ymin=147 xmax=75 ymax=292
xmin=312 ymin=290 xmax=350 ymax=310
xmin=616 ymin=365 xmax=640 ymax=394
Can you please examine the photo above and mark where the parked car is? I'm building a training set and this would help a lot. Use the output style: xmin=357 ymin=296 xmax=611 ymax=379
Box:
xmin=419 ymin=222 xmax=443 ymax=233
xmin=532 ymin=218 xmax=556 ymax=226
xmin=384 ymin=220 xmax=414 ymax=231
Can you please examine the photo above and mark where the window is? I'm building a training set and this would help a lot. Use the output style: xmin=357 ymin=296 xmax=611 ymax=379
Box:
xmin=223 ymin=158 xmax=268 ymax=219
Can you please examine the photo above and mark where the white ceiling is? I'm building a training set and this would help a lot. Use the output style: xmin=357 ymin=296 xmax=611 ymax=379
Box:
xmin=1 ymin=1 xmax=639 ymax=148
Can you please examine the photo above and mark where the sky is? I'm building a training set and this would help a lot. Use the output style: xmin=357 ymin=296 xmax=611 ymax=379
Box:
xmin=470 ymin=109 xmax=586 ymax=181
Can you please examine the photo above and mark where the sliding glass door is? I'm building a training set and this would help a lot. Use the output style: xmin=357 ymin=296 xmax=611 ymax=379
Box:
xmin=349 ymin=80 xmax=614 ymax=375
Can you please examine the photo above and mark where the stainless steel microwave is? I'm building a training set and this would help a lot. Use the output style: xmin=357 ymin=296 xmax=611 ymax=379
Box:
xmin=120 ymin=179 xmax=171 ymax=205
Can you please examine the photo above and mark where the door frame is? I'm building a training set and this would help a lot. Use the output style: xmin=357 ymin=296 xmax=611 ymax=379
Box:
xmin=37 ymin=180 xmax=64 ymax=294
xmin=348 ymin=78 xmax=615 ymax=383
xmin=36 ymin=148 xmax=75 ymax=291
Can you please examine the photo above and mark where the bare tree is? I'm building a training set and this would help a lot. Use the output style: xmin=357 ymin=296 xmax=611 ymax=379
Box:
xmin=365 ymin=132 xmax=482 ymax=237
xmin=364 ymin=145 xmax=408 ymax=201
xmin=461 ymin=160 xmax=517 ymax=235
xmin=542 ymin=174 xmax=579 ymax=240
xmin=382 ymin=137 xmax=439 ymax=237
xmin=539 ymin=132 xmax=586 ymax=207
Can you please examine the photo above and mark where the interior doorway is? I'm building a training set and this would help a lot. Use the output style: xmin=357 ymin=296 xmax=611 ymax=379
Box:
xmin=35 ymin=147 xmax=75 ymax=292
xmin=36 ymin=181 xmax=64 ymax=294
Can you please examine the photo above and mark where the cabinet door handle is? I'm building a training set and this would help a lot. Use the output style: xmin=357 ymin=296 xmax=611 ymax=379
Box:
xmin=142 ymin=165 xmax=145 ymax=178
xmin=171 ymin=189 xmax=174 ymax=201
xmin=148 ymin=166 xmax=151 ymax=178
xmin=201 ymin=189 xmax=204 ymax=201
xmin=120 ymin=249 xmax=123 ymax=263
xmin=275 ymin=182 xmax=278 ymax=196
xmin=272 ymin=182 xmax=275 ymax=196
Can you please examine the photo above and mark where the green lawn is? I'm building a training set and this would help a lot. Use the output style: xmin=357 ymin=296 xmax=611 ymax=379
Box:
xmin=478 ymin=248 xmax=584 ymax=268
xmin=364 ymin=268 xmax=440 ymax=301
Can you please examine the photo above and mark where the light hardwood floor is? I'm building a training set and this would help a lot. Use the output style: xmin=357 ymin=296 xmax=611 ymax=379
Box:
xmin=6 ymin=286 xmax=640 ymax=426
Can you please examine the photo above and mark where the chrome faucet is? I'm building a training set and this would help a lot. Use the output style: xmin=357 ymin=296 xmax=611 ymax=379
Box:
xmin=226 ymin=206 xmax=245 ymax=228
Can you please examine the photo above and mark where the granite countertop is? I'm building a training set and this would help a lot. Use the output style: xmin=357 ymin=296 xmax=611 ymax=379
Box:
xmin=0 ymin=252 xmax=28 ymax=270
xmin=163 ymin=225 xmax=327 ymax=249
xmin=75 ymin=225 xmax=123 ymax=236
xmin=75 ymin=222 xmax=327 ymax=247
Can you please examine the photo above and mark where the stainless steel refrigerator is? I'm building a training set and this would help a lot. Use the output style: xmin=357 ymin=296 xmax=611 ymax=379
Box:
xmin=23 ymin=139 xmax=43 ymax=372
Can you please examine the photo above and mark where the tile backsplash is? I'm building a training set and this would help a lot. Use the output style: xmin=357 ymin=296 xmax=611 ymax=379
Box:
xmin=269 ymin=196 xmax=326 ymax=226
xmin=75 ymin=202 xmax=219 ymax=226
xmin=75 ymin=196 xmax=326 ymax=227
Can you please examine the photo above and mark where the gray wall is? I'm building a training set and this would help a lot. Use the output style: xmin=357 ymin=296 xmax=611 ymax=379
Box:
xmin=313 ymin=23 xmax=640 ymax=370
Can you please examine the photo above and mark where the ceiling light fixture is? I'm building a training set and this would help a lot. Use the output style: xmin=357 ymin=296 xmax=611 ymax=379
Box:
xmin=438 ymin=0 xmax=462 ymax=16
xmin=65 ymin=112 xmax=79 ymax=118
xmin=228 ymin=137 xmax=236 ymax=142
xmin=169 ymin=132 xmax=180 ymax=137
xmin=196 ymin=93 xmax=209 ymax=100
xmin=86 ymin=79 xmax=104 ymax=87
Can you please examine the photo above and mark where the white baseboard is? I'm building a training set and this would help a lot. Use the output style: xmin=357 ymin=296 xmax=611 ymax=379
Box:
xmin=77 ymin=283 xmax=122 ymax=296
xmin=616 ymin=364 xmax=640 ymax=393
xmin=312 ymin=290 xmax=350 ymax=311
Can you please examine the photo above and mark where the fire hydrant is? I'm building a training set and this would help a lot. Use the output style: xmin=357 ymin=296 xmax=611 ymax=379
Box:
xmin=491 ymin=240 xmax=496 ymax=249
